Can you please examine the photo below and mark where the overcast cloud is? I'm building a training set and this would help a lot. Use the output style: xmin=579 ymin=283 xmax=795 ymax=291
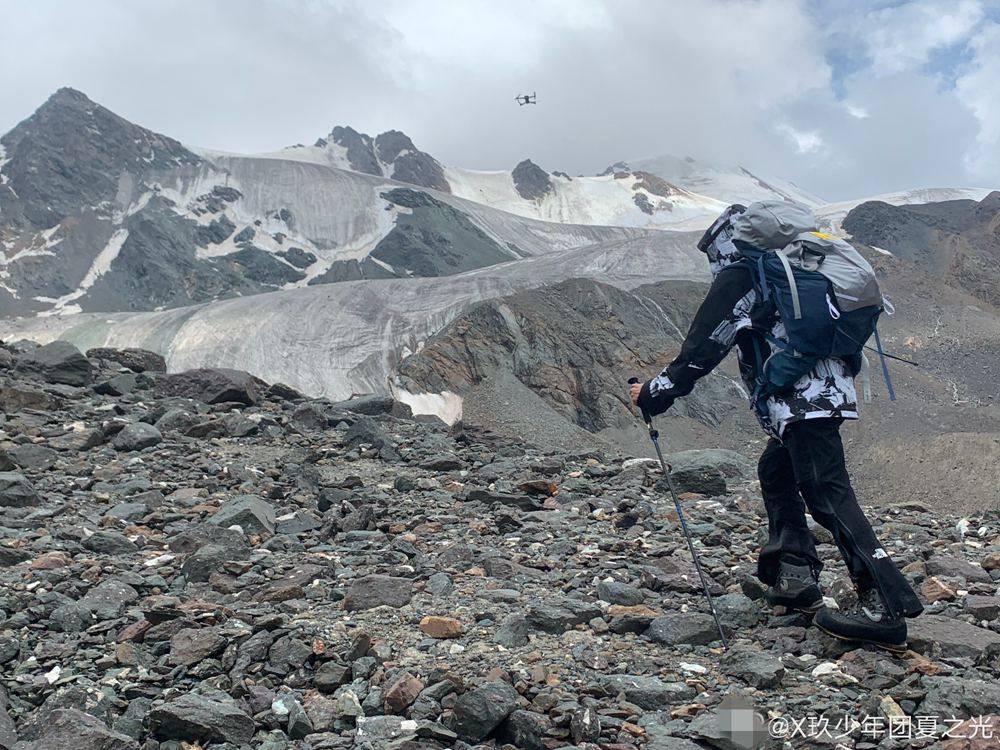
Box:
xmin=1 ymin=0 xmax=997 ymax=200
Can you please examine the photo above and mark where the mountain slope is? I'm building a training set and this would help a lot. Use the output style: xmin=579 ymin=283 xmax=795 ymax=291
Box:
xmin=623 ymin=153 xmax=826 ymax=208
xmin=0 ymin=230 xmax=710 ymax=404
xmin=842 ymin=192 xmax=1000 ymax=307
xmin=0 ymin=90 xmax=651 ymax=316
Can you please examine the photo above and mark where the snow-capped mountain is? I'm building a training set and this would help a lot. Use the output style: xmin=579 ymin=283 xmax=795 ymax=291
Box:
xmin=2 ymin=86 xmax=998 ymax=421
xmin=622 ymin=153 xmax=826 ymax=208
xmin=0 ymin=89 xmax=651 ymax=316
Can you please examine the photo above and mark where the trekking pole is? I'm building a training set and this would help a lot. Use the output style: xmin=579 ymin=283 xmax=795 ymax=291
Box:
xmin=628 ymin=378 xmax=728 ymax=649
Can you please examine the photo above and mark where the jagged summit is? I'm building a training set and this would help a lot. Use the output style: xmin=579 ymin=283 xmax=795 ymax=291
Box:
xmin=286 ymin=123 xmax=450 ymax=191
xmin=0 ymin=86 xmax=200 ymax=231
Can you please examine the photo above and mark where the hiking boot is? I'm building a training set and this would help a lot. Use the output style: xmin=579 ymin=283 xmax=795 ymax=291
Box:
xmin=765 ymin=555 xmax=823 ymax=612
xmin=814 ymin=588 xmax=907 ymax=652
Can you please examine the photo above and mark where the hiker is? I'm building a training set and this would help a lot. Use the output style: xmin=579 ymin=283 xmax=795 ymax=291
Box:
xmin=629 ymin=202 xmax=923 ymax=651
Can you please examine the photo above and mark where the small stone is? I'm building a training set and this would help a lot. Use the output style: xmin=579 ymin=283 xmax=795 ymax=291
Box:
xmin=344 ymin=575 xmax=413 ymax=611
xmin=922 ymin=576 xmax=957 ymax=603
xmin=450 ymin=681 xmax=520 ymax=742
xmin=0 ymin=471 xmax=39 ymax=507
xmin=112 ymin=423 xmax=162 ymax=452
xmin=647 ymin=612 xmax=724 ymax=646
xmin=419 ymin=615 xmax=464 ymax=639
xmin=494 ymin=614 xmax=529 ymax=648
xmin=384 ymin=672 xmax=424 ymax=715
xmin=210 ymin=495 xmax=276 ymax=536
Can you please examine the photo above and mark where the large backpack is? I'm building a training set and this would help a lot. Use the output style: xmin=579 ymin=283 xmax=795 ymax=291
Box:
xmin=717 ymin=201 xmax=896 ymax=403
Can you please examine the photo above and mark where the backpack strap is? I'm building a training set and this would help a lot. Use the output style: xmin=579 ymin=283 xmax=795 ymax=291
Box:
xmin=872 ymin=325 xmax=896 ymax=402
xmin=774 ymin=251 xmax=802 ymax=320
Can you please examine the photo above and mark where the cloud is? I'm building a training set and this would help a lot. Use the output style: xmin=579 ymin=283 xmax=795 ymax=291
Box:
xmin=857 ymin=0 xmax=985 ymax=75
xmin=956 ymin=22 xmax=1000 ymax=179
xmin=0 ymin=0 xmax=996 ymax=201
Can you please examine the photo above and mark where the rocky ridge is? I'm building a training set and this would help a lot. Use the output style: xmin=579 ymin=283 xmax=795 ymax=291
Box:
xmin=1 ymin=338 xmax=999 ymax=749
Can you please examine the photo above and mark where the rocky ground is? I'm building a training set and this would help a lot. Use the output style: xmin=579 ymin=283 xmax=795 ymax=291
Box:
xmin=1 ymin=340 xmax=999 ymax=750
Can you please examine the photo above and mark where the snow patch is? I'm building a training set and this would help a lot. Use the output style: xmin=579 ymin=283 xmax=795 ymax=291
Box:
xmin=393 ymin=387 xmax=463 ymax=425
xmin=37 ymin=229 xmax=129 ymax=313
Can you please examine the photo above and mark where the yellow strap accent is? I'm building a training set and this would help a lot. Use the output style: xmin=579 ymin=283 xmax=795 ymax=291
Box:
xmin=809 ymin=230 xmax=836 ymax=240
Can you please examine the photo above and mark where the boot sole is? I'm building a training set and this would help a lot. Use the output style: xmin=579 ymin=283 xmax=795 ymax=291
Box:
xmin=765 ymin=596 xmax=824 ymax=614
xmin=814 ymin=621 xmax=908 ymax=654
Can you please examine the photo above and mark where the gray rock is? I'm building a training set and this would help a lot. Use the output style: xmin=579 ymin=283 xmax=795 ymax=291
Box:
xmin=920 ymin=675 xmax=1000 ymax=719
xmin=344 ymin=575 xmax=413 ymax=611
xmin=80 ymin=578 xmax=139 ymax=620
xmin=112 ymin=698 xmax=152 ymax=740
xmin=907 ymin=613 xmax=1000 ymax=660
xmin=19 ymin=340 xmax=93 ymax=386
xmin=498 ymin=709 xmax=548 ymax=750
xmin=4 ymin=444 xmax=58 ymax=471
xmin=600 ymin=674 xmax=695 ymax=710
xmin=596 ymin=579 xmax=644 ymax=606
xmin=82 ymin=530 xmax=137 ymax=555
xmin=665 ymin=466 xmax=727 ymax=497
xmin=0 ymin=471 xmax=39 ymax=507
xmin=210 ymin=495 xmax=276 ymax=536
xmin=86 ymin=347 xmax=166 ymax=373
xmin=148 ymin=693 xmax=255 ymax=744
xmin=24 ymin=708 xmax=138 ymax=750
xmin=425 ymin=571 xmax=453 ymax=596
xmin=926 ymin=554 xmax=992 ymax=584
xmin=181 ymin=543 xmax=247 ymax=583
xmin=647 ymin=612 xmax=724 ymax=646
xmin=665 ymin=449 xmax=754 ymax=479
xmin=112 ymin=422 xmax=162 ymax=452
xmin=720 ymin=643 xmax=785 ymax=688
xmin=154 ymin=367 xmax=265 ymax=405
xmin=965 ymin=595 xmax=1000 ymax=620
xmin=527 ymin=598 xmax=601 ymax=633
xmin=494 ymin=613 xmax=530 ymax=648
xmin=449 ymin=681 xmax=520 ymax=742
xmin=715 ymin=593 xmax=764 ymax=629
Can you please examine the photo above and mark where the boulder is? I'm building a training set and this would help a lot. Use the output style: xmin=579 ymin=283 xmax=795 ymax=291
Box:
xmin=86 ymin=347 xmax=166 ymax=372
xmin=153 ymin=367 xmax=265 ymax=405
xmin=210 ymin=495 xmax=276 ymax=536
xmin=0 ymin=472 xmax=40 ymax=507
xmin=449 ymin=681 xmax=520 ymax=742
xmin=907 ymin=614 xmax=1000 ymax=660
xmin=18 ymin=340 xmax=93 ymax=386
xmin=148 ymin=693 xmax=255 ymax=744
xmin=25 ymin=708 xmax=138 ymax=750
xmin=344 ymin=575 xmax=413 ymax=611
xmin=647 ymin=612 xmax=725 ymax=646
xmin=112 ymin=423 xmax=162 ymax=452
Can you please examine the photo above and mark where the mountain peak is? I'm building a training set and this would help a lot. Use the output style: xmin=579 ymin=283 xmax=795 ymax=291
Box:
xmin=0 ymin=89 xmax=200 ymax=231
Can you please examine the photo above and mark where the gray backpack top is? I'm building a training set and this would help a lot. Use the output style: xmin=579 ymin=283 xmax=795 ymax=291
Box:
xmin=728 ymin=200 xmax=817 ymax=251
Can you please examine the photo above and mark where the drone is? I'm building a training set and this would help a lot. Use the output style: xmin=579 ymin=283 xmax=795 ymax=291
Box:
xmin=515 ymin=92 xmax=537 ymax=106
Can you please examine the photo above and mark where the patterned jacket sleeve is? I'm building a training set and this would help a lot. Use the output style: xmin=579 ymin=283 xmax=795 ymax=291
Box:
xmin=637 ymin=265 xmax=754 ymax=416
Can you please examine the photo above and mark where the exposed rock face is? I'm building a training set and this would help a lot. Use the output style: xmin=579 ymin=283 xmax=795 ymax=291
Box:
xmin=357 ymin=189 xmax=515 ymax=279
xmin=398 ymin=277 xmax=744 ymax=435
xmin=329 ymin=125 xmax=383 ymax=176
xmin=0 ymin=87 xmax=200 ymax=232
xmin=844 ymin=193 xmax=1000 ymax=307
xmin=512 ymin=159 xmax=553 ymax=201
xmin=375 ymin=130 xmax=450 ymax=192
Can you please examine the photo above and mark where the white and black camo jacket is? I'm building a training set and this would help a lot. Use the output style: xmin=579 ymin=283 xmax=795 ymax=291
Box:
xmin=637 ymin=221 xmax=859 ymax=438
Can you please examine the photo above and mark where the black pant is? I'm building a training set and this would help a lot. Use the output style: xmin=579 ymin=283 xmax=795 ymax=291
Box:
xmin=756 ymin=418 xmax=923 ymax=619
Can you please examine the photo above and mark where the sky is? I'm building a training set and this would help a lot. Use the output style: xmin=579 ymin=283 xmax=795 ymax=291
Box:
xmin=1 ymin=0 xmax=998 ymax=201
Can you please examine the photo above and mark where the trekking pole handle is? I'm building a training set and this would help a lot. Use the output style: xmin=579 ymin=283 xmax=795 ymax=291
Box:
xmin=628 ymin=377 xmax=657 ymax=434
xmin=627 ymin=377 xmax=650 ymax=423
